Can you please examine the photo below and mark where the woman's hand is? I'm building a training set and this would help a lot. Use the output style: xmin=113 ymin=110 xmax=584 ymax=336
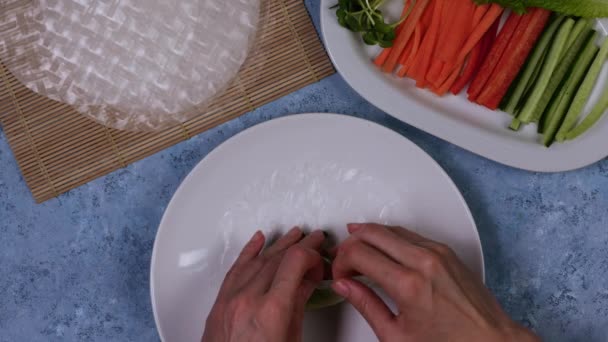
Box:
xmin=331 ymin=223 xmax=540 ymax=342
xmin=202 ymin=227 xmax=325 ymax=342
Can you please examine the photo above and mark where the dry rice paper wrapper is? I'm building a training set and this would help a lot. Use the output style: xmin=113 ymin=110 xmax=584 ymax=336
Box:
xmin=0 ymin=0 xmax=266 ymax=131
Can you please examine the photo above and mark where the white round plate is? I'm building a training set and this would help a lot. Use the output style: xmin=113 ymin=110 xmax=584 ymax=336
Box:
xmin=151 ymin=114 xmax=484 ymax=342
xmin=320 ymin=1 xmax=608 ymax=172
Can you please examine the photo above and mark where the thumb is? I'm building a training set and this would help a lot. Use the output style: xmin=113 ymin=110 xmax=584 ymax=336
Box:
xmin=332 ymin=279 xmax=395 ymax=339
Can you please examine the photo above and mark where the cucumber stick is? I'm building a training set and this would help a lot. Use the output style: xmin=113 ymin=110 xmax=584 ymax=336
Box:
xmin=564 ymin=18 xmax=593 ymax=55
xmin=555 ymin=37 xmax=608 ymax=142
xmin=503 ymin=15 xmax=565 ymax=116
xmin=566 ymin=85 xmax=608 ymax=140
xmin=509 ymin=118 xmax=522 ymax=131
xmin=517 ymin=18 xmax=574 ymax=124
xmin=542 ymin=40 xmax=599 ymax=146
xmin=532 ymin=26 xmax=595 ymax=123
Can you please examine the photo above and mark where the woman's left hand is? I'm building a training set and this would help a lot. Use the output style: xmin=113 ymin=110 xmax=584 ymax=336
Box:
xmin=202 ymin=228 xmax=326 ymax=342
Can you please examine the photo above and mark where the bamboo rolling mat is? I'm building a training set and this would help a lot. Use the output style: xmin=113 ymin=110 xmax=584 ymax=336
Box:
xmin=0 ymin=0 xmax=335 ymax=203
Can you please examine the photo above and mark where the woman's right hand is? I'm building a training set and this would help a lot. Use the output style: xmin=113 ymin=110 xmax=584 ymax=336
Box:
xmin=331 ymin=223 xmax=540 ymax=342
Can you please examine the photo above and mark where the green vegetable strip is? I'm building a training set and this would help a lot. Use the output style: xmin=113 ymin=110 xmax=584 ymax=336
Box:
xmin=540 ymin=91 xmax=566 ymax=135
xmin=555 ymin=37 xmax=608 ymax=142
xmin=565 ymin=85 xmax=608 ymax=140
xmin=503 ymin=15 xmax=565 ymax=116
xmin=565 ymin=18 xmax=593 ymax=52
xmin=532 ymin=25 xmax=595 ymax=123
xmin=509 ymin=118 xmax=522 ymax=131
xmin=473 ymin=0 xmax=608 ymax=18
xmin=522 ymin=51 xmax=548 ymax=112
xmin=517 ymin=18 xmax=574 ymax=124
xmin=542 ymin=40 xmax=599 ymax=146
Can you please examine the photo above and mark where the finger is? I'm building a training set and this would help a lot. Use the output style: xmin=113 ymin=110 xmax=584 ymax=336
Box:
xmin=348 ymin=223 xmax=426 ymax=243
xmin=348 ymin=224 xmax=430 ymax=269
xmin=229 ymin=230 xmax=265 ymax=272
xmin=348 ymin=223 xmax=454 ymax=279
xmin=248 ymin=253 xmax=284 ymax=293
xmin=298 ymin=230 xmax=326 ymax=251
xmin=220 ymin=231 xmax=265 ymax=294
xmin=332 ymin=279 xmax=395 ymax=339
xmin=247 ymin=230 xmax=326 ymax=293
xmin=267 ymin=246 xmax=323 ymax=309
xmin=332 ymin=239 xmax=421 ymax=305
xmin=263 ymin=226 xmax=304 ymax=257
xmin=296 ymin=233 xmax=326 ymax=284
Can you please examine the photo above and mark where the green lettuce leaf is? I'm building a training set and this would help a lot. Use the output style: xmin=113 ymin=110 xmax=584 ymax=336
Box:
xmin=473 ymin=0 xmax=608 ymax=18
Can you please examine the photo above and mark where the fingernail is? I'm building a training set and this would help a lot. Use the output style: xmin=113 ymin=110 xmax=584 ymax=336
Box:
xmin=347 ymin=223 xmax=363 ymax=233
xmin=251 ymin=230 xmax=263 ymax=242
xmin=288 ymin=226 xmax=302 ymax=236
xmin=332 ymin=280 xmax=350 ymax=298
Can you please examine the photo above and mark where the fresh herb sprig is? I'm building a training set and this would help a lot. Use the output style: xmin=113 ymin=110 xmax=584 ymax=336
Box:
xmin=332 ymin=0 xmax=413 ymax=47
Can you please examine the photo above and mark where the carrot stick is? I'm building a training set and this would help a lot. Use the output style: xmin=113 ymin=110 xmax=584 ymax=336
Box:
xmin=382 ymin=0 xmax=431 ymax=73
xmin=399 ymin=46 xmax=412 ymax=65
xmin=420 ymin=0 xmax=436 ymax=29
xmin=435 ymin=4 xmax=504 ymax=86
xmin=472 ymin=4 xmax=490 ymax=26
xmin=373 ymin=0 xmax=413 ymax=68
xmin=411 ymin=0 xmax=444 ymax=87
xmin=434 ymin=62 xmax=464 ymax=95
xmin=468 ymin=12 xmax=522 ymax=101
xmin=438 ymin=0 xmax=476 ymax=63
xmin=396 ymin=0 xmax=414 ymax=34
xmin=374 ymin=48 xmax=392 ymax=67
xmin=398 ymin=22 xmax=424 ymax=77
xmin=426 ymin=60 xmax=445 ymax=84
xmin=450 ymin=18 xmax=498 ymax=94
xmin=435 ymin=0 xmax=456 ymax=51
xmin=398 ymin=41 xmax=414 ymax=72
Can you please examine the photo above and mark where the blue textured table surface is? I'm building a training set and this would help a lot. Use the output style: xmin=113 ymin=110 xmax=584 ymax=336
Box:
xmin=2 ymin=2 xmax=608 ymax=341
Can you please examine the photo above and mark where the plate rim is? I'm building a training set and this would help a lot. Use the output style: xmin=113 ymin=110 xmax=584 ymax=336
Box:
xmin=319 ymin=3 xmax=608 ymax=173
xmin=149 ymin=113 xmax=485 ymax=341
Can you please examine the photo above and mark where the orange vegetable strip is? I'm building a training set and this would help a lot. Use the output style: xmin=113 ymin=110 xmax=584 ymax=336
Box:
xmin=398 ymin=34 xmax=416 ymax=65
xmin=450 ymin=18 xmax=498 ymax=94
xmin=435 ymin=0 xmax=456 ymax=53
xmin=420 ymin=0 xmax=436 ymax=29
xmin=373 ymin=0 xmax=413 ymax=68
xmin=434 ymin=62 xmax=464 ymax=95
xmin=398 ymin=22 xmax=424 ymax=77
xmin=382 ymin=0 xmax=431 ymax=73
xmin=438 ymin=0 xmax=476 ymax=63
xmin=374 ymin=48 xmax=392 ymax=67
xmin=397 ymin=0 xmax=414 ymax=33
xmin=468 ymin=12 xmax=522 ymax=101
xmin=426 ymin=60 xmax=446 ymax=86
xmin=412 ymin=0 xmax=444 ymax=87
xmin=435 ymin=4 xmax=504 ymax=86
xmin=472 ymin=4 xmax=490 ymax=26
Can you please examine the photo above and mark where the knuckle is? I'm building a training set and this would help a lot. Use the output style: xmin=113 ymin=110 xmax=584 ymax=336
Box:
xmin=395 ymin=271 xmax=426 ymax=297
xmin=338 ymin=239 xmax=361 ymax=259
xmin=261 ymin=298 xmax=287 ymax=318
xmin=419 ymin=251 xmax=446 ymax=276
xmin=227 ymin=295 xmax=254 ymax=318
xmin=355 ymin=291 xmax=372 ymax=314
xmin=431 ymin=243 xmax=454 ymax=258
xmin=286 ymin=244 xmax=309 ymax=260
